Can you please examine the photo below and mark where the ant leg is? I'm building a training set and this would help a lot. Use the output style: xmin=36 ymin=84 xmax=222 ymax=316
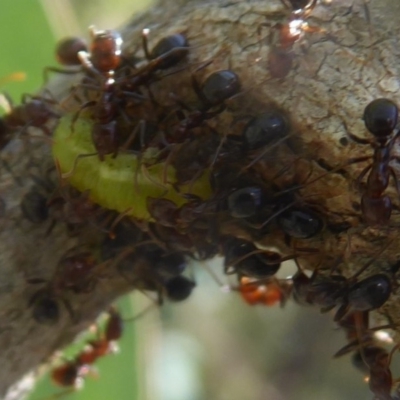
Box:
xmin=70 ymin=100 xmax=96 ymax=133
xmin=119 ymin=122 xmax=141 ymax=152
xmin=61 ymin=298 xmax=76 ymax=322
xmin=344 ymin=121 xmax=370 ymax=145
xmin=354 ymin=163 xmax=372 ymax=191
xmin=140 ymin=163 xmax=169 ymax=195
xmin=190 ymin=64 xmax=212 ymax=105
xmin=58 ymin=153 xmax=98 ymax=179
xmin=350 ymin=240 xmax=393 ymax=280
xmin=142 ymin=29 xmax=152 ymax=60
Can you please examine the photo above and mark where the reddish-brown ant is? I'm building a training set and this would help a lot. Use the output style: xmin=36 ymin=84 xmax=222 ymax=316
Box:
xmin=263 ymin=0 xmax=319 ymax=78
xmin=28 ymin=247 xmax=99 ymax=323
xmin=346 ymin=98 xmax=399 ymax=226
xmin=335 ymin=312 xmax=397 ymax=400
xmin=51 ymin=308 xmax=123 ymax=390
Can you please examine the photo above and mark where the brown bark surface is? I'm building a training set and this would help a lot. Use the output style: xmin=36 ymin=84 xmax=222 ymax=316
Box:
xmin=2 ymin=0 xmax=400 ymax=399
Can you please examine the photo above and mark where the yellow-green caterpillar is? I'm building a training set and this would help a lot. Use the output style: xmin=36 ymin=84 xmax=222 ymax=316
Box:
xmin=52 ymin=115 xmax=212 ymax=221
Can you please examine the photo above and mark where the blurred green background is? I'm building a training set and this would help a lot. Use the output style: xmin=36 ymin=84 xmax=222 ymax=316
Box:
xmin=0 ymin=1 xmax=385 ymax=399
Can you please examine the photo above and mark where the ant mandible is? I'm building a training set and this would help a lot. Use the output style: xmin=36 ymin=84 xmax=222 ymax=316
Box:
xmin=347 ymin=98 xmax=399 ymax=226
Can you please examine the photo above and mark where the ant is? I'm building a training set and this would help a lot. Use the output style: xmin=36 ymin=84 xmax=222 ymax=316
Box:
xmin=51 ymin=308 xmax=123 ymax=390
xmin=28 ymin=247 xmax=99 ymax=323
xmin=168 ymin=68 xmax=241 ymax=143
xmin=335 ymin=312 xmax=397 ymax=400
xmin=2 ymin=94 xmax=59 ymax=137
xmin=346 ymin=98 xmax=399 ymax=226
xmin=263 ymin=0 xmax=319 ymax=78
xmin=71 ymin=27 xmax=191 ymax=159
xmin=100 ymin=220 xmax=196 ymax=303
xmin=291 ymin=246 xmax=393 ymax=321
xmin=69 ymin=26 xmax=123 ymax=159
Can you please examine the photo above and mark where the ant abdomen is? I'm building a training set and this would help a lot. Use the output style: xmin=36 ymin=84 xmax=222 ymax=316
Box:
xmin=227 ymin=186 xmax=264 ymax=218
xmin=164 ymin=275 xmax=196 ymax=302
xmin=149 ymin=33 xmax=189 ymax=69
xmin=277 ymin=207 xmax=324 ymax=239
xmin=347 ymin=274 xmax=392 ymax=313
xmin=201 ymin=70 xmax=241 ymax=106
xmin=56 ymin=37 xmax=88 ymax=66
xmin=243 ymin=111 xmax=290 ymax=150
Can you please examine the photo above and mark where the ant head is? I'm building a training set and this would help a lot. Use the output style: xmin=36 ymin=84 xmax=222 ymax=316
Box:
xmin=30 ymin=290 xmax=60 ymax=325
xmin=201 ymin=70 xmax=241 ymax=106
xmin=56 ymin=37 xmax=88 ymax=66
xmin=243 ymin=111 xmax=291 ymax=150
xmin=363 ymin=98 xmax=398 ymax=139
xmin=88 ymin=26 xmax=123 ymax=73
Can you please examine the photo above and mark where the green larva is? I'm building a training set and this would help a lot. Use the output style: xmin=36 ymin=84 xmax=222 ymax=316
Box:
xmin=52 ymin=115 xmax=212 ymax=221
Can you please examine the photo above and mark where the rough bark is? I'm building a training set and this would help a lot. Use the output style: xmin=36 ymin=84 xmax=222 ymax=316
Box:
xmin=2 ymin=0 xmax=400 ymax=399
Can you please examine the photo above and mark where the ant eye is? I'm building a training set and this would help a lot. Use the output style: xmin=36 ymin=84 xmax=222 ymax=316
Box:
xmin=201 ymin=70 xmax=241 ymax=105
xmin=347 ymin=274 xmax=391 ymax=311
xmin=164 ymin=276 xmax=196 ymax=302
xmin=32 ymin=297 xmax=59 ymax=325
xmin=227 ymin=187 xmax=263 ymax=218
xmin=363 ymin=98 xmax=398 ymax=138
xmin=277 ymin=208 xmax=323 ymax=239
xmin=56 ymin=37 xmax=88 ymax=66
xmin=243 ymin=111 xmax=290 ymax=150
xmin=150 ymin=34 xmax=189 ymax=69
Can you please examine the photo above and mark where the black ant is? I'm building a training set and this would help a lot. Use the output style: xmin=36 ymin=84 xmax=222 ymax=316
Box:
xmin=263 ymin=0 xmax=319 ymax=78
xmin=346 ymin=98 xmax=399 ymax=225
xmin=291 ymin=246 xmax=393 ymax=321
xmin=169 ymin=69 xmax=241 ymax=143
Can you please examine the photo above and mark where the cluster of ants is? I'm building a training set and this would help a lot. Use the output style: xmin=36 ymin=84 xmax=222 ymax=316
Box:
xmin=1 ymin=0 xmax=400 ymax=399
